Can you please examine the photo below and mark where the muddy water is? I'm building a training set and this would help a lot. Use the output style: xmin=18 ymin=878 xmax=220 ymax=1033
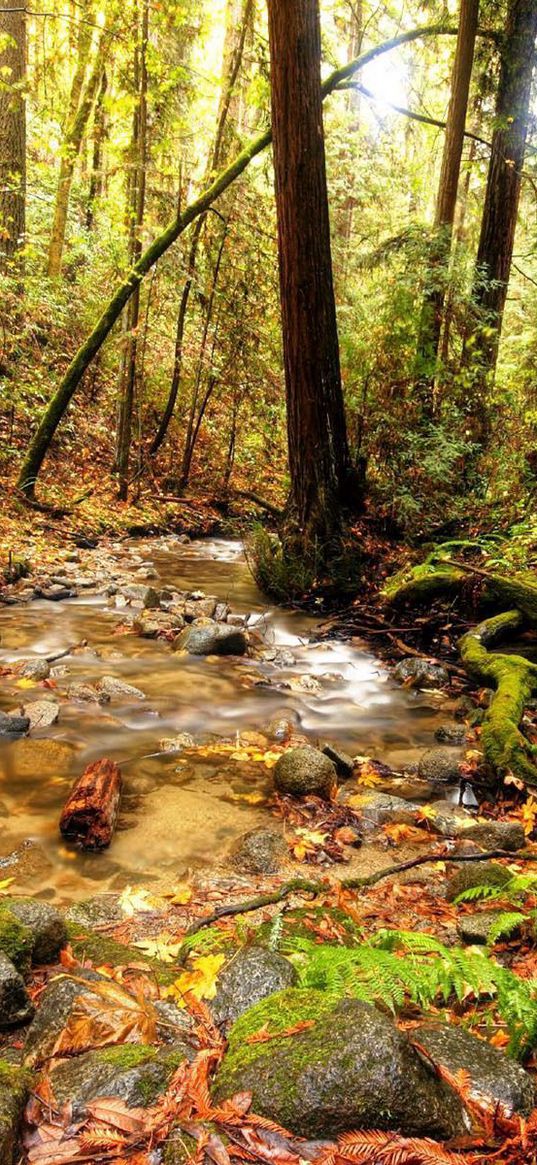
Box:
xmin=0 ymin=538 xmax=453 ymax=902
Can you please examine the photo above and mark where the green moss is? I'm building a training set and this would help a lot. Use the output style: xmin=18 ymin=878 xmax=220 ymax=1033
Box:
xmin=217 ymin=988 xmax=332 ymax=1087
xmin=163 ymin=1131 xmax=203 ymax=1164
xmin=257 ymin=906 xmax=360 ymax=949
xmin=97 ymin=1045 xmax=156 ymax=1070
xmin=65 ymin=921 xmax=177 ymax=985
xmin=0 ymin=907 xmax=33 ymax=973
xmin=383 ymin=562 xmax=463 ymax=605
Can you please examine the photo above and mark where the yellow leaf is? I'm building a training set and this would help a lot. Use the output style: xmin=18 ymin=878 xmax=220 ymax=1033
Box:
xmin=168 ymin=884 xmax=192 ymax=905
xmin=296 ymin=827 xmax=327 ymax=846
xmin=118 ymin=886 xmax=160 ymax=917
xmin=134 ymin=934 xmax=182 ymax=962
xmin=15 ymin=678 xmax=36 ymax=689
xmin=0 ymin=877 xmax=14 ymax=895
xmin=169 ymin=953 xmax=226 ymax=1004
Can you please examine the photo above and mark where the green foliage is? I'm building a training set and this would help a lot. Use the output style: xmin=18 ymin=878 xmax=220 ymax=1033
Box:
xmin=283 ymin=930 xmax=537 ymax=1056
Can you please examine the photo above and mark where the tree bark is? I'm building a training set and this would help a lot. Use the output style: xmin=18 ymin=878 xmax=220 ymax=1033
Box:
xmin=469 ymin=0 xmax=537 ymax=435
xmin=47 ymin=12 xmax=106 ymax=278
xmin=0 ymin=0 xmax=26 ymax=270
xmin=86 ymin=67 xmax=108 ymax=231
xmin=116 ymin=0 xmax=149 ymax=500
xmin=267 ymin=0 xmax=352 ymax=547
xmin=415 ymin=0 xmax=479 ymax=414
xmin=16 ymin=23 xmax=463 ymax=498
xmin=59 ymin=758 xmax=122 ymax=849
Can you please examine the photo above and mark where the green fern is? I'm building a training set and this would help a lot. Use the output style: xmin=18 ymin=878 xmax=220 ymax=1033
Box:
xmin=486 ymin=912 xmax=529 ymax=946
xmin=455 ymin=873 xmax=537 ymax=906
xmin=283 ymin=929 xmax=537 ymax=1057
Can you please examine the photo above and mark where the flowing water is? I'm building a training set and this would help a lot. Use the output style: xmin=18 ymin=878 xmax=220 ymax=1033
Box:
xmin=0 ymin=538 xmax=455 ymax=902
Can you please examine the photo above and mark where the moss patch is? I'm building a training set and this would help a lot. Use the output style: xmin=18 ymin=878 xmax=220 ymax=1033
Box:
xmin=0 ymin=1058 xmax=32 ymax=1163
xmin=214 ymin=987 xmax=332 ymax=1088
xmin=257 ymin=906 xmax=360 ymax=949
xmin=65 ymin=921 xmax=178 ymax=985
xmin=0 ymin=907 xmax=33 ymax=973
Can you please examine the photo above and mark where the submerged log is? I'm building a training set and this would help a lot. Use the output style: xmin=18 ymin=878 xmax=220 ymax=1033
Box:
xmin=59 ymin=758 xmax=122 ymax=849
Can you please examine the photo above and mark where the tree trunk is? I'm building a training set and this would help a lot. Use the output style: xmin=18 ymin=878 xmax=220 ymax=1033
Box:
xmin=469 ymin=0 xmax=537 ymax=435
xmin=47 ymin=14 xmax=106 ymax=278
xmin=415 ymin=0 xmax=479 ymax=414
xmin=86 ymin=67 xmax=108 ymax=230
xmin=267 ymin=0 xmax=352 ymax=548
xmin=116 ymin=0 xmax=149 ymax=500
xmin=0 ymin=0 xmax=26 ymax=270
xmin=15 ymin=24 xmax=462 ymax=498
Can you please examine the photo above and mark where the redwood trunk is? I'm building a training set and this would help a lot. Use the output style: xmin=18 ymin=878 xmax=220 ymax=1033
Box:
xmin=267 ymin=0 xmax=352 ymax=546
xmin=470 ymin=0 xmax=537 ymax=428
xmin=415 ymin=0 xmax=479 ymax=413
xmin=60 ymin=758 xmax=122 ymax=850
xmin=0 ymin=0 xmax=26 ymax=269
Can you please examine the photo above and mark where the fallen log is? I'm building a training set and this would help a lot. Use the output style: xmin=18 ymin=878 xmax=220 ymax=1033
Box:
xmin=59 ymin=758 xmax=122 ymax=850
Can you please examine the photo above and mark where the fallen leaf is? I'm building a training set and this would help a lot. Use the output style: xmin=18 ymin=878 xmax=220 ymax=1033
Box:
xmin=169 ymin=953 xmax=226 ymax=1004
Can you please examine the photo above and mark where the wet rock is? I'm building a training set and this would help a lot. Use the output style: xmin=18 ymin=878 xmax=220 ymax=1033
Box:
xmin=415 ymin=1023 xmax=535 ymax=1116
xmin=338 ymin=789 xmax=419 ymax=828
xmin=266 ymin=715 xmax=299 ymax=743
xmin=123 ymin=584 xmax=160 ymax=609
xmin=21 ymin=701 xmax=59 ymax=730
xmin=175 ymin=624 xmax=248 ymax=656
xmin=212 ymin=947 xmax=297 ymax=1028
xmin=445 ymin=861 xmax=511 ymax=903
xmin=460 ymin=821 xmax=526 ymax=853
xmin=322 ymin=745 xmax=354 ymax=779
xmin=434 ymin=723 xmax=467 ymax=745
xmin=213 ymin=990 xmax=467 ymax=1140
xmin=24 ymin=971 xmax=105 ymax=1064
xmin=154 ymin=1000 xmax=195 ymax=1044
xmin=0 ymin=909 xmax=33 ymax=971
xmin=35 ymin=584 xmax=75 ymax=601
xmin=0 ymin=712 xmax=29 ymax=740
xmin=46 ymin=1043 xmax=192 ymax=1121
xmin=0 ymin=840 xmax=53 ymax=885
xmin=0 ymin=1060 xmax=30 ymax=1163
xmin=184 ymin=597 xmax=218 ymax=621
xmin=418 ymin=747 xmax=463 ymax=785
xmin=230 ymin=828 xmax=287 ymax=875
xmin=262 ymin=647 xmax=296 ymax=668
xmin=456 ymin=911 xmax=510 ymax=945
xmin=227 ymin=613 xmax=247 ymax=627
xmin=65 ymin=895 xmax=125 ymax=930
xmin=159 ymin=733 xmax=196 ymax=754
xmin=135 ymin=611 xmax=183 ymax=637
xmin=454 ymin=695 xmax=482 ymax=724
xmin=215 ymin=602 xmax=230 ymax=622
xmin=6 ymin=899 xmax=67 ymax=964
xmin=394 ymin=658 xmax=449 ymax=689
xmin=98 ymin=676 xmax=145 ymax=700
xmin=425 ymin=799 xmax=473 ymax=838
xmin=65 ymin=682 xmax=110 ymax=704
xmin=18 ymin=659 xmax=51 ymax=681
xmin=274 ymin=748 xmax=336 ymax=800
xmin=0 ymin=954 xmax=34 ymax=1029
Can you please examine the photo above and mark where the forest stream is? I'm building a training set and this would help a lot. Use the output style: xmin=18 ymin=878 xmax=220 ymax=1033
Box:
xmin=0 ymin=536 xmax=461 ymax=902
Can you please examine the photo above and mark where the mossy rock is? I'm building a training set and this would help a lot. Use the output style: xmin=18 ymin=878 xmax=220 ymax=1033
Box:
xmin=256 ymin=905 xmax=361 ymax=949
xmin=46 ymin=1042 xmax=189 ymax=1120
xmin=445 ymin=861 xmax=511 ymax=903
xmin=163 ymin=1131 xmax=199 ymax=1165
xmin=0 ymin=907 xmax=33 ymax=974
xmin=4 ymin=898 xmax=67 ymax=964
xmin=65 ymin=920 xmax=177 ymax=985
xmin=0 ymin=1059 xmax=32 ymax=1163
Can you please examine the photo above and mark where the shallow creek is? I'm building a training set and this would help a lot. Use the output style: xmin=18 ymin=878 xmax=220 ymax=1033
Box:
xmin=0 ymin=537 xmax=457 ymax=902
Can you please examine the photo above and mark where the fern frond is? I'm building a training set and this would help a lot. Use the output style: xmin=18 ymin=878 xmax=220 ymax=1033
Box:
xmin=454 ymin=885 xmax=504 ymax=904
xmin=486 ymin=913 xmax=527 ymax=946
xmin=334 ymin=1129 xmax=469 ymax=1164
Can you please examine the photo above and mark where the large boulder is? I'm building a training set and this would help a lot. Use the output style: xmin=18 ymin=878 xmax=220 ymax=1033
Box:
xmin=460 ymin=821 xmax=526 ymax=853
xmin=415 ymin=1023 xmax=535 ymax=1116
xmin=24 ymin=972 xmax=106 ymax=1065
xmin=418 ymin=747 xmax=463 ymax=785
xmin=274 ymin=748 xmax=336 ymax=799
xmin=0 ymin=909 xmax=33 ymax=972
xmin=230 ymin=828 xmax=287 ymax=875
xmin=175 ymin=624 xmax=248 ymax=656
xmin=394 ymin=658 xmax=449 ymax=689
xmin=212 ymin=990 xmax=467 ymax=1140
xmin=212 ymin=947 xmax=297 ymax=1029
xmin=0 ymin=954 xmax=34 ymax=1030
xmin=445 ymin=861 xmax=511 ymax=903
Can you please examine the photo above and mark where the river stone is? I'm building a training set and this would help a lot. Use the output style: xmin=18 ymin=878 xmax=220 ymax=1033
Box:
xmin=0 ymin=953 xmax=34 ymax=1030
xmin=212 ymin=990 xmax=467 ymax=1140
xmin=21 ymin=701 xmax=59 ymax=730
xmin=445 ymin=861 xmax=511 ymax=903
xmin=23 ymin=971 xmax=105 ymax=1065
xmin=123 ymin=584 xmax=160 ymax=609
xmin=460 ymin=821 xmax=526 ymax=853
xmin=0 ymin=1060 xmax=30 ymax=1163
xmin=134 ymin=611 xmax=183 ymax=637
xmin=393 ymin=658 xmax=449 ymax=689
xmin=425 ymin=799 xmax=473 ymax=838
xmin=35 ymin=584 xmax=74 ymax=601
xmin=98 ymin=675 xmax=145 ymax=700
xmin=184 ymin=597 xmax=217 ymax=621
xmin=212 ymin=947 xmax=297 ymax=1029
xmin=274 ymin=748 xmax=336 ymax=800
xmin=456 ymin=911 xmax=510 ymax=945
xmin=415 ymin=1023 xmax=535 ymax=1116
xmin=230 ymin=828 xmax=287 ymax=875
xmin=6 ymin=900 xmax=67 ymax=964
xmin=0 ymin=712 xmax=29 ymax=740
xmin=418 ymin=747 xmax=463 ymax=785
xmin=338 ymin=789 xmax=419 ymax=828
xmin=434 ymin=723 xmax=467 ymax=745
xmin=18 ymin=659 xmax=51 ymax=681
xmin=175 ymin=623 xmax=248 ymax=656
xmin=65 ymin=894 xmax=125 ymax=929
xmin=322 ymin=744 xmax=354 ymax=779
xmin=46 ymin=1043 xmax=191 ymax=1120
xmin=65 ymin=682 xmax=110 ymax=704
